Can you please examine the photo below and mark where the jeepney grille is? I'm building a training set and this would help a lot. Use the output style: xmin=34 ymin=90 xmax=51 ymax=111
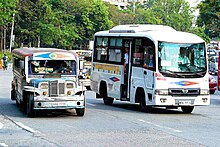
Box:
xmin=169 ymin=88 xmax=199 ymax=96
xmin=50 ymin=81 xmax=65 ymax=96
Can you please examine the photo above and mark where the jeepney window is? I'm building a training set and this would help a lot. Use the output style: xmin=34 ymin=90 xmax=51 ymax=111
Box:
xmin=29 ymin=60 xmax=76 ymax=75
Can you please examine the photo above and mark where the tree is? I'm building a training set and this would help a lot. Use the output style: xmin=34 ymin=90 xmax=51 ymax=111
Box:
xmin=140 ymin=0 xmax=193 ymax=31
xmin=72 ymin=0 xmax=113 ymax=49
xmin=0 ymin=0 xmax=18 ymax=52
xmin=196 ymin=0 xmax=220 ymax=39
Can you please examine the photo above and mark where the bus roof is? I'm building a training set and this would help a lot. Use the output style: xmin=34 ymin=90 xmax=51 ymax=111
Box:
xmin=95 ymin=30 xmax=204 ymax=44
xmin=12 ymin=47 xmax=78 ymax=60
xmin=109 ymin=24 xmax=176 ymax=33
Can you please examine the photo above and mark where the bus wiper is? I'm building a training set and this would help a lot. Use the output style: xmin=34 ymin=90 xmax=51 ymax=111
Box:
xmin=161 ymin=69 xmax=185 ymax=78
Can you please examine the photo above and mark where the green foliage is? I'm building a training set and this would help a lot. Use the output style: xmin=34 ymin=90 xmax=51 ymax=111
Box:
xmin=189 ymin=26 xmax=210 ymax=43
xmin=196 ymin=0 xmax=220 ymax=39
xmin=0 ymin=0 xmax=18 ymax=27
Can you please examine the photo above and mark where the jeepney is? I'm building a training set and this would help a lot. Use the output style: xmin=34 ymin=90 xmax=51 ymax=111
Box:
xmin=11 ymin=47 xmax=86 ymax=117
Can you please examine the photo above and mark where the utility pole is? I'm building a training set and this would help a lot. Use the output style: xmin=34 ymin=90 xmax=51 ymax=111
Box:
xmin=9 ymin=13 xmax=15 ymax=52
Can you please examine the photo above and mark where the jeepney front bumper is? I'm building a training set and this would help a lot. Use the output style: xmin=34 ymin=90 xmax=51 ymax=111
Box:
xmin=33 ymin=95 xmax=85 ymax=110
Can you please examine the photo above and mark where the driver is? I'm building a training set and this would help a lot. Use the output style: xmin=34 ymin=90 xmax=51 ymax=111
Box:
xmin=178 ymin=47 xmax=190 ymax=65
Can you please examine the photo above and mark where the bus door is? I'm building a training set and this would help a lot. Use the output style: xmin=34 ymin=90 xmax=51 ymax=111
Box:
xmin=122 ymin=39 xmax=133 ymax=99
xmin=143 ymin=46 xmax=155 ymax=102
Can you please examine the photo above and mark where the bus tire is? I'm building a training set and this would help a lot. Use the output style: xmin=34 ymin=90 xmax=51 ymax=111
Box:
xmin=137 ymin=89 xmax=146 ymax=112
xmin=100 ymin=83 xmax=114 ymax=105
xmin=27 ymin=93 xmax=35 ymax=117
xmin=76 ymin=108 xmax=85 ymax=116
xmin=181 ymin=106 xmax=194 ymax=113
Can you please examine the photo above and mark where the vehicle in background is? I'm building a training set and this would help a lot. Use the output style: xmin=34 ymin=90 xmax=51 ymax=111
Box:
xmin=71 ymin=50 xmax=92 ymax=90
xmin=208 ymin=41 xmax=220 ymax=50
xmin=207 ymin=49 xmax=217 ymax=58
xmin=209 ymin=74 xmax=217 ymax=94
xmin=11 ymin=47 xmax=86 ymax=117
xmin=209 ymin=56 xmax=218 ymax=75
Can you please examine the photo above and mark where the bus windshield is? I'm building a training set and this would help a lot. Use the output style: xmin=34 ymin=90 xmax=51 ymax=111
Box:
xmin=158 ymin=42 xmax=207 ymax=76
xmin=29 ymin=60 xmax=76 ymax=75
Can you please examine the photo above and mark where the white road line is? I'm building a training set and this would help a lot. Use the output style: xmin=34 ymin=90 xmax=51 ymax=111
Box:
xmin=0 ymin=143 xmax=8 ymax=147
xmin=138 ymin=119 xmax=182 ymax=133
xmin=14 ymin=121 xmax=42 ymax=136
xmin=0 ymin=122 xmax=3 ymax=129
xmin=86 ymin=103 xmax=96 ymax=106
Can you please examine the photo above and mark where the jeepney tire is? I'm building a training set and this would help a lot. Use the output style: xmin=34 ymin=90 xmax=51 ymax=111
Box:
xmin=181 ymin=106 xmax=194 ymax=113
xmin=100 ymin=82 xmax=114 ymax=105
xmin=11 ymin=89 xmax=16 ymax=100
xmin=27 ymin=93 xmax=35 ymax=117
xmin=76 ymin=108 xmax=85 ymax=116
xmin=21 ymin=92 xmax=27 ymax=114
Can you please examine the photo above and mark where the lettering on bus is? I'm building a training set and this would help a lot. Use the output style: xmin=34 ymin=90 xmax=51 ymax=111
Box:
xmin=94 ymin=63 xmax=121 ymax=74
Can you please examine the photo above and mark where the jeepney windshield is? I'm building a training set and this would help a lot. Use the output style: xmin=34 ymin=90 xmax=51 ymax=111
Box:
xmin=29 ymin=60 xmax=76 ymax=75
xmin=158 ymin=42 xmax=207 ymax=77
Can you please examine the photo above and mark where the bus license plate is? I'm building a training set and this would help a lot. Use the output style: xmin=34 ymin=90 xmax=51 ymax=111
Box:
xmin=179 ymin=101 xmax=191 ymax=105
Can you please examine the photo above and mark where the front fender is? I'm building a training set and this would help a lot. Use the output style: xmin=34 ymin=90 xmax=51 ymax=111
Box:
xmin=23 ymin=86 xmax=41 ymax=95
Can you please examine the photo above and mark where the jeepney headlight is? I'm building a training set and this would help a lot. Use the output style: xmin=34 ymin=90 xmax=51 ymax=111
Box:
xmin=40 ymin=83 xmax=48 ymax=89
xmin=155 ymin=89 xmax=169 ymax=95
xmin=66 ymin=83 xmax=74 ymax=89
xmin=200 ymin=89 xmax=209 ymax=95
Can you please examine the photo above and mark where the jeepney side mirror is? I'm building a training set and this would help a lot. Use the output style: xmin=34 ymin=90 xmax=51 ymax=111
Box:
xmin=19 ymin=61 xmax=24 ymax=69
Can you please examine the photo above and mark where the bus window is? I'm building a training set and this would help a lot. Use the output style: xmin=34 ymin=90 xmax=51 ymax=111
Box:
xmin=94 ymin=37 xmax=108 ymax=62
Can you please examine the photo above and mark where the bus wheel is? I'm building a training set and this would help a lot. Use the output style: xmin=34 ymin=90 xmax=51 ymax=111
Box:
xmin=76 ymin=108 xmax=85 ymax=116
xmin=181 ymin=106 xmax=194 ymax=113
xmin=100 ymin=84 xmax=114 ymax=105
xmin=138 ymin=91 xmax=146 ymax=112
xmin=27 ymin=93 xmax=35 ymax=117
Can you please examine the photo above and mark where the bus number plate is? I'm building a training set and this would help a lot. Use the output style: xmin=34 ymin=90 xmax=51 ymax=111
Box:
xmin=179 ymin=101 xmax=191 ymax=105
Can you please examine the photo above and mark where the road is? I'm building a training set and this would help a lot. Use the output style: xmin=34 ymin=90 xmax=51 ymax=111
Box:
xmin=1 ymin=67 xmax=220 ymax=147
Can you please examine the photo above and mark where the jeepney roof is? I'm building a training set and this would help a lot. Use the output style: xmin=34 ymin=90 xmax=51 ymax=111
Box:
xmin=12 ymin=47 xmax=78 ymax=60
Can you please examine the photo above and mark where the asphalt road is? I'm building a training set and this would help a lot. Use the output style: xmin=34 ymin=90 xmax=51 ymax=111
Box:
xmin=1 ymin=67 xmax=220 ymax=147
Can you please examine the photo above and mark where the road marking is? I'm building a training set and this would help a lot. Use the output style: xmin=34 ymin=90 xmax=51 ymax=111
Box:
xmin=0 ymin=143 xmax=8 ymax=147
xmin=86 ymin=103 xmax=96 ymax=106
xmin=138 ymin=119 xmax=182 ymax=133
xmin=14 ymin=121 xmax=42 ymax=136
xmin=0 ymin=122 xmax=3 ymax=129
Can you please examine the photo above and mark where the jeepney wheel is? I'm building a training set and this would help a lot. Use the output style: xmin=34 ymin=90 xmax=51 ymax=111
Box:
xmin=27 ymin=93 xmax=35 ymax=117
xmin=11 ymin=89 xmax=16 ymax=100
xmin=181 ymin=106 xmax=194 ymax=113
xmin=76 ymin=108 xmax=85 ymax=116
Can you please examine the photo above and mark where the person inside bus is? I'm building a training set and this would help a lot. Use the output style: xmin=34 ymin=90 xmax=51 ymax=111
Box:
xmin=124 ymin=47 xmax=129 ymax=84
xmin=178 ymin=47 xmax=190 ymax=65
xmin=143 ymin=46 xmax=154 ymax=69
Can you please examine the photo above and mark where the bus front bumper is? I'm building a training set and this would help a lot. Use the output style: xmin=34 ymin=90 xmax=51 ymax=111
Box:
xmin=153 ymin=95 xmax=210 ymax=106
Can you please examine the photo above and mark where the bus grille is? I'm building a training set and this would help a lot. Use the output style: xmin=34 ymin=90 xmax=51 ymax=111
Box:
xmin=50 ymin=81 xmax=65 ymax=96
xmin=169 ymin=88 xmax=199 ymax=96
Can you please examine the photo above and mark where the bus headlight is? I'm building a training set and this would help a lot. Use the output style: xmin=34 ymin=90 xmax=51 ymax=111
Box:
xmin=200 ymin=89 xmax=209 ymax=95
xmin=155 ymin=89 xmax=169 ymax=95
